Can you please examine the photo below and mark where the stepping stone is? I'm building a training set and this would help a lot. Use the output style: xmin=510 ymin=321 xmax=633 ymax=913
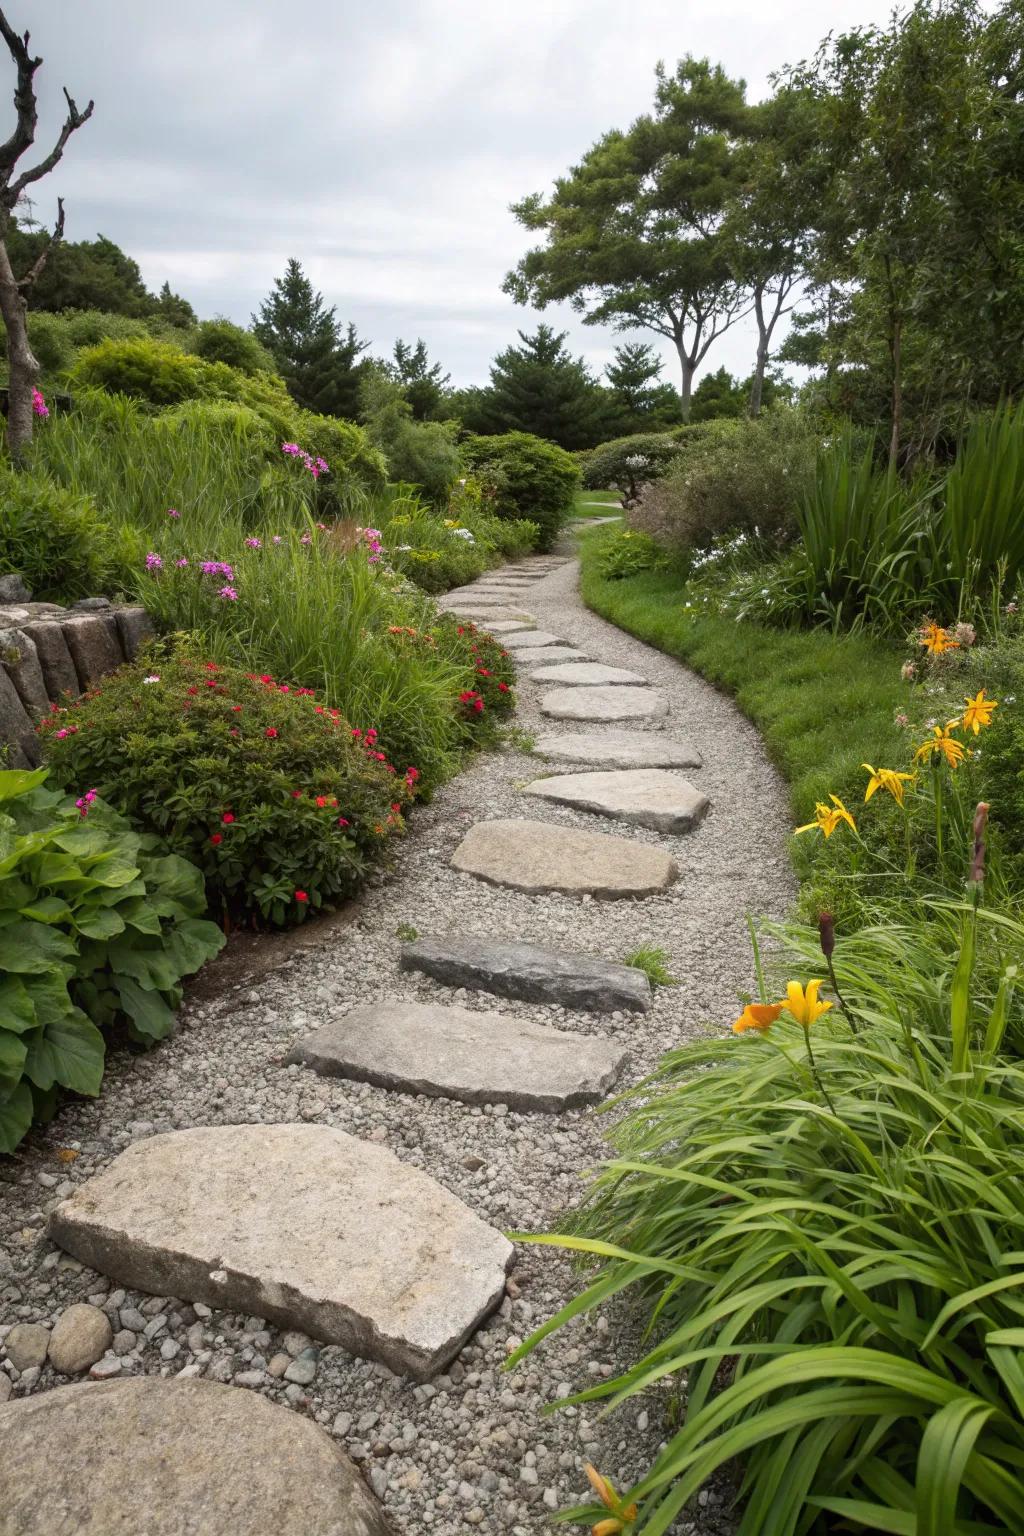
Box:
xmin=542 ymin=686 xmax=669 ymax=722
xmin=511 ymin=647 xmax=592 ymax=666
xmin=444 ymin=607 xmax=534 ymax=624
xmin=50 ymin=1124 xmax=512 ymax=1381
xmin=287 ymin=1001 xmax=627 ymax=1111
xmin=0 ymin=1378 xmax=389 ymax=1536
xmin=528 ymin=661 xmax=648 ymax=687
xmin=401 ymin=936 xmax=652 ymax=1013
xmin=500 ymin=629 xmax=565 ymax=649
xmin=532 ymin=729 xmax=703 ymax=770
xmin=451 ymin=818 xmax=677 ymax=897
xmin=484 ymin=620 xmax=538 ymax=634
xmin=523 ymin=769 xmax=711 ymax=834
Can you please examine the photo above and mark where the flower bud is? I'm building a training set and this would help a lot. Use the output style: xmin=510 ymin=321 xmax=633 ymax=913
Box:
xmin=970 ymin=802 xmax=989 ymax=885
xmin=818 ymin=912 xmax=835 ymax=961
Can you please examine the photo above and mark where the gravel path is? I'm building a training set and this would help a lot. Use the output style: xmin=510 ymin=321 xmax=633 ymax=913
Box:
xmin=0 ymin=553 xmax=795 ymax=1534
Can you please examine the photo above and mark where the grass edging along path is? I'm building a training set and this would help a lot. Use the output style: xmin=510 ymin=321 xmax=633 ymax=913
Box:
xmin=577 ymin=528 xmax=908 ymax=894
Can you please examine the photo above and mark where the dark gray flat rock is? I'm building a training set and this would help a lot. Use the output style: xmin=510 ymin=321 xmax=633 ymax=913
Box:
xmin=401 ymin=936 xmax=653 ymax=1014
xmin=287 ymin=1001 xmax=626 ymax=1110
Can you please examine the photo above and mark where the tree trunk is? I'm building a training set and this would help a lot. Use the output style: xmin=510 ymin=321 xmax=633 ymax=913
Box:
xmin=888 ymin=314 xmax=903 ymax=470
xmin=0 ymin=237 xmax=39 ymax=461
xmin=748 ymin=345 xmax=768 ymax=418
xmin=677 ymin=351 xmax=695 ymax=422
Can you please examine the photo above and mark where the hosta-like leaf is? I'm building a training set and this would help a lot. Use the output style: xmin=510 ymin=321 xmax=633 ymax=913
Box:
xmin=0 ymin=1080 xmax=34 ymax=1153
xmin=0 ymin=974 xmax=37 ymax=1032
xmin=73 ymin=906 xmax=126 ymax=941
xmin=0 ymin=767 xmax=48 ymax=803
xmin=164 ymin=917 xmax=225 ymax=977
xmin=115 ymin=976 xmax=177 ymax=1041
xmin=17 ymin=894 xmax=73 ymax=924
xmin=0 ymin=920 xmax=77 ymax=973
xmin=22 ymin=1010 xmax=105 ymax=1095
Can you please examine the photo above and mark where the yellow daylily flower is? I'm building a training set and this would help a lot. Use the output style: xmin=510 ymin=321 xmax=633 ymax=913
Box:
xmin=913 ymin=722 xmax=966 ymax=769
xmin=781 ymin=980 xmax=833 ymax=1029
xmin=795 ymin=795 xmax=856 ymax=839
xmin=962 ymin=689 xmax=998 ymax=735
xmin=732 ymin=1002 xmax=784 ymax=1035
xmin=919 ymin=621 xmax=959 ymax=655
xmin=862 ymin=763 xmax=916 ymax=807
xmin=584 ymin=1465 xmax=637 ymax=1533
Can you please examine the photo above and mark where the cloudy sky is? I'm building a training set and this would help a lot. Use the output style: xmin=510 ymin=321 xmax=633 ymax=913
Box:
xmin=17 ymin=1 xmax=902 ymax=392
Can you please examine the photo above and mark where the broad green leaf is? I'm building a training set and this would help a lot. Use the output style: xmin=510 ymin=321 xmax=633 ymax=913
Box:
xmin=0 ymin=1029 xmax=27 ymax=1080
xmin=107 ymin=938 xmax=181 ymax=993
xmin=73 ymin=906 xmax=126 ymax=942
xmin=18 ymin=894 xmax=73 ymax=924
xmin=142 ymin=853 xmax=208 ymax=917
xmin=917 ymin=1398 xmax=995 ymax=1536
xmin=22 ymin=1010 xmax=105 ymax=1095
xmin=115 ymin=976 xmax=177 ymax=1041
xmin=0 ymin=767 xmax=49 ymax=803
xmin=54 ymin=824 xmax=118 ymax=858
xmin=0 ymin=1079 xmax=34 ymax=1153
xmin=116 ymin=897 xmax=163 ymax=936
xmin=164 ymin=917 xmax=225 ymax=977
xmin=0 ymin=920 xmax=77 ymax=974
xmin=0 ymin=974 xmax=37 ymax=1032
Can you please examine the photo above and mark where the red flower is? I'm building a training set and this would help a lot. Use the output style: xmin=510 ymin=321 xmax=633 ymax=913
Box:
xmin=315 ymin=795 xmax=328 ymax=808
xmin=231 ymin=705 xmax=243 ymax=713
xmin=314 ymin=705 xmax=324 ymax=714
xmin=210 ymin=833 xmax=223 ymax=846
xmin=337 ymin=816 xmax=350 ymax=827
xmin=187 ymin=686 xmax=199 ymax=696
xmin=221 ymin=812 xmax=235 ymax=824
xmin=265 ymin=727 xmax=278 ymax=739
xmin=474 ymin=699 xmax=484 ymax=713
xmin=498 ymin=682 xmax=509 ymax=693
xmin=259 ymin=673 xmax=274 ymax=684
xmin=205 ymin=662 xmax=218 ymax=671
xmin=205 ymin=680 xmax=217 ymax=689
xmin=294 ymin=889 xmax=309 ymax=903
xmin=291 ymin=790 xmax=302 ymax=798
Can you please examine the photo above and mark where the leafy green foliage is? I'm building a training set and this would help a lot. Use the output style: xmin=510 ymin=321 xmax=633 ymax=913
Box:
xmin=623 ymin=945 xmax=677 ymax=986
xmin=596 ymin=529 xmax=665 ymax=580
xmin=0 ymin=466 xmax=132 ymax=601
xmin=380 ymin=479 xmax=538 ymax=594
xmin=603 ymin=342 xmax=681 ymax=433
xmin=0 ymin=767 xmax=223 ymax=1154
xmin=360 ymin=367 xmax=462 ymax=505
xmin=189 ymin=318 xmax=277 ymax=375
xmin=512 ymin=899 xmax=1024 ymax=1534
xmin=6 ymin=224 xmax=194 ymax=322
xmin=457 ymin=325 xmax=609 ymax=449
xmin=71 ymin=338 xmax=244 ymax=408
xmin=252 ymin=258 xmax=369 ymax=419
xmin=462 ymin=431 xmax=578 ymax=552
xmin=632 ymin=410 xmax=816 ymax=552
xmin=388 ymin=338 xmax=451 ymax=422
xmin=582 ymin=433 xmax=682 ymax=502
xmin=41 ymin=649 xmax=415 ymax=928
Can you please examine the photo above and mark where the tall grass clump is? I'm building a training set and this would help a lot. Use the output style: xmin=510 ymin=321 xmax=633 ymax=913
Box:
xmin=512 ymin=869 xmax=1024 ymax=1534
xmin=936 ymin=400 xmax=1024 ymax=604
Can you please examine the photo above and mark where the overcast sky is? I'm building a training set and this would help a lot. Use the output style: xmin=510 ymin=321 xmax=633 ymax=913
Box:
xmin=16 ymin=1 xmax=904 ymax=392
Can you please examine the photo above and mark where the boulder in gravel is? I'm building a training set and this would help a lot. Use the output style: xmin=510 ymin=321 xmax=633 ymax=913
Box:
xmin=523 ymin=769 xmax=711 ymax=834
xmin=20 ymin=620 xmax=80 ymax=701
xmin=451 ymin=817 xmax=677 ymax=897
xmin=0 ymin=626 xmax=48 ymax=718
xmin=47 ymin=1303 xmax=114 ymax=1374
xmin=541 ymin=685 xmax=669 ymax=722
xmin=400 ymin=935 xmax=652 ymax=1014
xmin=0 ymin=1377 xmax=392 ymax=1536
xmin=50 ymin=1123 xmax=512 ymax=1380
xmin=59 ymin=612 xmax=124 ymax=689
xmin=531 ymin=730 xmax=702 ymax=771
xmin=287 ymin=1000 xmax=627 ymax=1110
xmin=529 ymin=661 xmax=648 ymax=687
xmin=4 ymin=1322 xmax=50 ymax=1371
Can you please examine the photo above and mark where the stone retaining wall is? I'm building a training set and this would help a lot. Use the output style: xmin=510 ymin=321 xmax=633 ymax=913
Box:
xmin=0 ymin=574 xmax=153 ymax=768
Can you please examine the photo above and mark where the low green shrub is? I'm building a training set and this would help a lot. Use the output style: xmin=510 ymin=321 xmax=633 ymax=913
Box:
xmin=71 ymin=337 xmax=242 ymax=408
xmin=26 ymin=311 xmax=75 ymax=376
xmin=41 ymin=647 xmax=418 ymax=929
xmin=581 ymin=432 xmax=681 ymax=503
xmin=632 ymin=409 xmax=816 ymax=553
xmin=188 ymin=318 xmax=277 ymax=375
xmin=462 ymin=431 xmax=578 ymax=553
xmin=596 ymin=528 xmax=666 ymax=580
xmin=514 ymin=891 xmax=1024 ymax=1534
xmin=0 ymin=466 xmax=133 ymax=600
xmin=0 ymin=766 xmax=224 ymax=1153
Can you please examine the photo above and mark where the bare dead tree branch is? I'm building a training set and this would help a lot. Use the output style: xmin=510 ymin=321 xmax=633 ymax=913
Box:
xmin=17 ymin=193 xmax=63 ymax=287
xmin=0 ymin=17 xmax=41 ymax=173
xmin=10 ymin=85 xmax=94 ymax=203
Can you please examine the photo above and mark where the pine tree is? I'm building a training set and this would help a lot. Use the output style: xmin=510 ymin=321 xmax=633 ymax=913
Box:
xmin=605 ymin=343 xmax=680 ymax=430
xmin=252 ymin=259 xmax=368 ymax=418
xmin=390 ymin=338 xmax=450 ymax=420
xmin=478 ymin=324 xmax=607 ymax=448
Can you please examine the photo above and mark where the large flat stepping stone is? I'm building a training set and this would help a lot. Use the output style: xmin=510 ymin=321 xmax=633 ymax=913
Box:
xmin=511 ymin=647 xmax=592 ymax=666
xmin=451 ymin=817 xmax=677 ymax=897
xmin=401 ymin=936 xmax=652 ymax=1013
xmin=0 ymin=1378 xmax=390 ymax=1536
xmin=533 ymin=729 xmax=702 ymax=770
xmin=529 ymin=661 xmax=648 ymax=687
xmin=500 ymin=629 xmax=565 ymax=649
xmin=50 ymin=1124 xmax=512 ymax=1381
xmin=542 ymin=685 xmax=669 ymax=722
xmin=524 ymin=768 xmax=711 ymax=833
xmin=444 ymin=607 xmax=534 ymax=624
xmin=487 ymin=620 xmax=538 ymax=634
xmin=287 ymin=1001 xmax=626 ymax=1111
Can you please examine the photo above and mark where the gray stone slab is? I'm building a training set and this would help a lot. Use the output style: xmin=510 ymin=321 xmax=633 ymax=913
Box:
xmin=287 ymin=1001 xmax=626 ymax=1111
xmin=523 ymin=768 xmax=711 ymax=834
xmin=0 ymin=1377 xmax=391 ymax=1536
xmin=58 ymin=613 xmax=124 ymax=690
xmin=451 ymin=817 xmax=677 ymax=897
xmin=532 ymin=730 xmax=703 ymax=770
xmin=541 ymin=685 xmax=669 ymax=722
xmin=115 ymin=605 xmax=155 ymax=660
xmin=0 ymin=666 xmax=36 ymax=766
xmin=511 ymin=647 xmax=592 ymax=666
xmin=499 ymin=630 xmax=565 ymax=650
xmin=529 ymin=661 xmax=648 ymax=687
xmin=0 ymin=627 xmax=48 ymax=718
xmin=483 ymin=620 xmax=538 ymax=634
xmin=444 ymin=608 xmax=535 ymax=625
xmin=20 ymin=620 xmax=80 ymax=700
xmin=50 ymin=1123 xmax=512 ymax=1381
xmin=0 ymin=572 xmax=31 ymax=603
xmin=401 ymin=936 xmax=652 ymax=1013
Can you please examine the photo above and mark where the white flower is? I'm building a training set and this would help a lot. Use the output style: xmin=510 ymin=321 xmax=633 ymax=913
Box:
xmin=143 ymin=675 xmax=161 ymax=684
xmin=450 ymin=527 xmax=475 ymax=542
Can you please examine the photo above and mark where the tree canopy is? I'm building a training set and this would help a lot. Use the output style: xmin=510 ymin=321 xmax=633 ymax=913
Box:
xmin=252 ymin=258 xmax=369 ymax=419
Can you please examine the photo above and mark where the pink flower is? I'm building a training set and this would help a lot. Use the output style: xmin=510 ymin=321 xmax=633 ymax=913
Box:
xmin=74 ymin=788 xmax=98 ymax=818
xmin=166 ymin=507 xmax=181 ymax=519
xmin=300 ymin=533 xmax=312 ymax=546
xmin=145 ymin=552 xmax=163 ymax=571
xmin=272 ymin=535 xmax=283 ymax=545
xmin=245 ymin=537 xmax=262 ymax=549
xmin=32 ymin=387 xmax=48 ymax=418
xmin=175 ymin=557 xmax=189 ymax=568
xmin=218 ymin=585 xmax=238 ymax=601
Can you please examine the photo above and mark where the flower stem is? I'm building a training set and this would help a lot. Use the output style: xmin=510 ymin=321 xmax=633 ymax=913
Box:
xmin=803 ymin=1028 xmax=839 ymax=1117
xmin=826 ymin=955 xmax=858 ymax=1033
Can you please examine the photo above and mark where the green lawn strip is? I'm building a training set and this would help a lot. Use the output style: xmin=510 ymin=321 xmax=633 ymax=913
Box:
xmin=571 ymin=489 xmax=623 ymax=517
xmin=577 ymin=530 xmax=907 ymax=842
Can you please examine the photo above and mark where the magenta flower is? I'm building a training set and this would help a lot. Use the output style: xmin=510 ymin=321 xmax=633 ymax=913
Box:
xmin=145 ymin=552 xmax=163 ymax=571
xmin=166 ymin=507 xmax=181 ymax=519
xmin=300 ymin=532 xmax=312 ymax=546
xmin=217 ymin=585 xmax=239 ymax=601
xmin=32 ymin=387 xmax=48 ymax=418
xmin=272 ymin=535 xmax=283 ymax=545
xmin=175 ymin=557 xmax=189 ymax=568
xmin=74 ymin=788 xmax=99 ymax=818
xmin=244 ymin=537 xmax=262 ymax=549
xmin=200 ymin=560 xmax=234 ymax=579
